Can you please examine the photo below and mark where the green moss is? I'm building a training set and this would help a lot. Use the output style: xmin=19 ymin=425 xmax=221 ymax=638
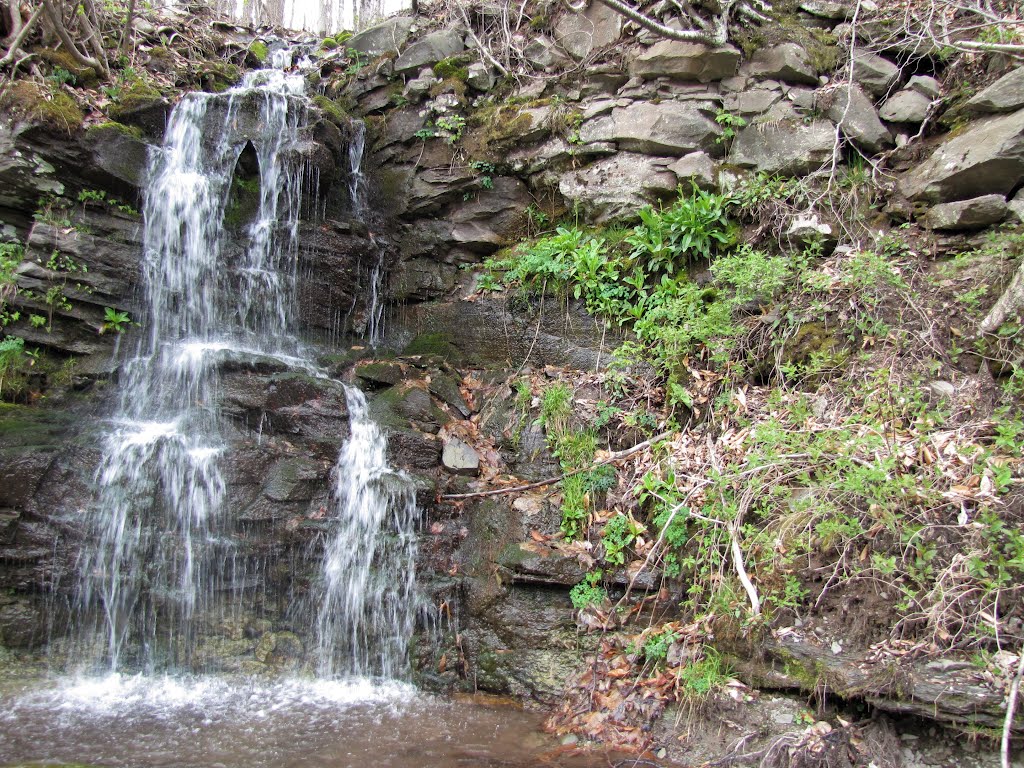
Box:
xmin=312 ymin=94 xmax=348 ymax=125
xmin=463 ymin=104 xmax=538 ymax=161
xmin=432 ymin=57 xmax=469 ymax=81
xmin=223 ymin=175 xmax=261 ymax=229
xmin=732 ymin=10 xmax=838 ymax=75
xmin=106 ymin=79 xmax=163 ymax=122
xmin=198 ymin=63 xmax=241 ymax=93
xmin=38 ymin=47 xmax=98 ymax=87
xmin=249 ymin=41 xmax=269 ymax=64
xmin=84 ymin=121 xmax=144 ymax=140
xmin=402 ymin=332 xmax=461 ymax=361
xmin=2 ymin=81 xmax=84 ymax=133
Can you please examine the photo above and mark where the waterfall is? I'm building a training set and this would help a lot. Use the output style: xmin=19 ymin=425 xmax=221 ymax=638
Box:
xmin=72 ymin=53 xmax=417 ymax=677
xmin=315 ymin=387 xmax=417 ymax=677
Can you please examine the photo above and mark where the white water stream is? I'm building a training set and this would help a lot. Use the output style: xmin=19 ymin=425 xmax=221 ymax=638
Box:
xmin=71 ymin=51 xmax=416 ymax=678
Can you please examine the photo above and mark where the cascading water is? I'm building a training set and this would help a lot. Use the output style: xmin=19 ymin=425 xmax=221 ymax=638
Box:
xmin=315 ymin=387 xmax=417 ymax=678
xmin=71 ymin=51 xmax=417 ymax=677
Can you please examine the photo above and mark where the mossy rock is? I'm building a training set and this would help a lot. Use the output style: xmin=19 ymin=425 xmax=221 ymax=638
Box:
xmin=1 ymin=81 xmax=84 ymax=134
xmin=248 ymin=41 xmax=269 ymax=64
xmin=402 ymin=332 xmax=462 ymax=363
xmin=432 ymin=56 xmax=470 ymax=81
xmin=37 ymin=47 xmax=99 ymax=87
xmin=198 ymin=63 xmax=241 ymax=93
xmin=84 ymin=121 xmax=144 ymax=140
xmin=732 ymin=10 xmax=839 ymax=75
xmin=311 ymin=94 xmax=349 ymax=125
xmin=463 ymin=104 xmax=539 ymax=161
xmin=223 ymin=174 xmax=261 ymax=230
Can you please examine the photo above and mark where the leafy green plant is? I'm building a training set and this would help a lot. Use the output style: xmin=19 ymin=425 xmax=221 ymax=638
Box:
xmin=714 ymin=108 xmax=746 ymax=148
xmin=435 ymin=114 xmax=466 ymax=144
xmin=570 ymin=570 xmax=607 ymax=609
xmin=100 ymin=307 xmax=131 ymax=334
xmin=601 ymin=513 xmax=645 ymax=566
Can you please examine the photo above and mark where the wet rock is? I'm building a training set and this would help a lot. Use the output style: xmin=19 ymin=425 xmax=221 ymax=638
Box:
xmin=348 ymin=15 xmax=415 ymax=57
xmin=731 ymin=119 xmax=836 ymax=175
xmin=497 ymin=541 xmax=588 ymax=586
xmin=924 ymin=194 xmax=1007 ymax=231
xmin=390 ymin=257 xmax=457 ymax=301
xmin=394 ymin=29 xmax=465 ymax=75
xmin=879 ymin=88 xmax=932 ymax=123
xmin=356 ymin=360 xmax=404 ymax=387
xmin=899 ymin=109 xmax=1024 ymax=202
xmin=442 ymin=437 xmax=480 ymax=476
xmin=428 ymin=370 xmax=472 ymax=417
xmin=0 ymin=598 xmax=45 ymax=648
xmin=748 ymin=43 xmax=819 ymax=86
xmin=263 ymin=457 xmax=324 ymax=502
xmin=558 ymin=152 xmax=677 ymax=222
xmin=85 ymin=123 xmax=151 ymax=189
xmin=387 ymin=429 xmax=441 ymax=470
xmin=386 ymin=295 xmax=616 ymax=371
xmin=579 ymin=101 xmax=721 ymax=156
xmin=967 ymin=66 xmax=1024 ymax=114
xmin=852 ymin=51 xmax=900 ymax=97
xmin=629 ymin=40 xmax=741 ymax=82
xmin=824 ymin=83 xmax=892 ymax=153
xmin=374 ymin=384 xmax=451 ymax=434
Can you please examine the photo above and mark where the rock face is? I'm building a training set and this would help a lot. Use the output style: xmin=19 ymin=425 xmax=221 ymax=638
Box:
xmin=852 ymin=51 xmax=900 ymax=97
xmin=559 ymin=152 xmax=678 ymax=221
xmin=394 ymin=29 xmax=465 ymax=74
xmin=347 ymin=16 xmax=415 ymax=57
xmin=879 ymin=88 xmax=932 ymax=123
xmin=966 ymin=66 xmax=1024 ymax=114
xmin=553 ymin=1 xmax=623 ymax=59
xmin=442 ymin=437 xmax=480 ymax=476
xmin=579 ymin=100 xmax=721 ymax=156
xmin=924 ymin=194 xmax=1008 ymax=230
xmin=629 ymin=40 xmax=740 ymax=82
xmin=899 ymin=109 xmax=1024 ymax=202
xmin=731 ymin=119 xmax=837 ymax=175
xmin=747 ymin=43 xmax=819 ymax=85
xmin=824 ymin=83 xmax=892 ymax=153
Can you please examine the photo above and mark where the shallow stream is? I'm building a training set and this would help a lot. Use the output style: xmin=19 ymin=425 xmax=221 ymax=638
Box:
xmin=0 ymin=675 xmax=601 ymax=768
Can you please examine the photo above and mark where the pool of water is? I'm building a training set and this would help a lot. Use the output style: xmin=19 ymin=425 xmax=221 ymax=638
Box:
xmin=0 ymin=675 xmax=596 ymax=768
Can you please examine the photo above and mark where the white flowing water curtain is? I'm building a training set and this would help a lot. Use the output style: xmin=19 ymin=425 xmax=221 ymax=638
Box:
xmin=204 ymin=0 xmax=412 ymax=33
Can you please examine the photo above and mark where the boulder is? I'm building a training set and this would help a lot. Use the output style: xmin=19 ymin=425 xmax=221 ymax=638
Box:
xmin=748 ymin=43 xmax=819 ymax=86
xmin=851 ymin=51 xmax=900 ymax=97
xmin=523 ymin=35 xmax=571 ymax=70
xmin=924 ymin=194 xmax=1007 ymax=231
xmin=348 ymin=15 xmax=415 ymax=57
xmin=668 ymin=151 xmax=718 ymax=190
xmin=824 ymin=83 xmax=892 ymax=153
xmin=394 ymin=29 xmax=465 ymax=75
xmin=723 ymin=88 xmax=781 ymax=117
xmin=731 ymin=119 xmax=837 ymax=175
xmin=879 ymin=88 xmax=932 ymax=123
xmin=906 ymin=74 xmax=941 ymax=99
xmin=899 ymin=110 xmax=1024 ymax=202
xmin=85 ymin=123 xmax=151 ymax=189
xmin=629 ymin=40 xmax=740 ymax=82
xmin=466 ymin=62 xmax=496 ymax=91
xmin=553 ymin=1 xmax=623 ymax=59
xmin=558 ymin=152 xmax=677 ymax=222
xmin=1008 ymin=189 xmax=1024 ymax=223
xmin=799 ymin=0 xmax=851 ymax=19
xmin=442 ymin=437 xmax=480 ymax=476
xmin=966 ymin=66 xmax=1024 ymax=115
xmin=578 ymin=100 xmax=721 ymax=156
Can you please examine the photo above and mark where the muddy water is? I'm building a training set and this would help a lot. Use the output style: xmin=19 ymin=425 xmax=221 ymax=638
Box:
xmin=0 ymin=676 xmax=593 ymax=768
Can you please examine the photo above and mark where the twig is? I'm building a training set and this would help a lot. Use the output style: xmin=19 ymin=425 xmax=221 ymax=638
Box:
xmin=439 ymin=431 xmax=673 ymax=501
xmin=1002 ymin=649 xmax=1024 ymax=768
xmin=0 ymin=4 xmax=45 ymax=69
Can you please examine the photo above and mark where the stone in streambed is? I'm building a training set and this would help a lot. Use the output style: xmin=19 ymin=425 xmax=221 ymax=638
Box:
xmin=442 ymin=437 xmax=480 ymax=476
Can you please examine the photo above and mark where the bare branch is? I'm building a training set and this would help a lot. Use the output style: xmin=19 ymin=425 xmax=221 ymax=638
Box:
xmin=0 ymin=4 xmax=45 ymax=70
xmin=40 ymin=0 xmax=107 ymax=75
